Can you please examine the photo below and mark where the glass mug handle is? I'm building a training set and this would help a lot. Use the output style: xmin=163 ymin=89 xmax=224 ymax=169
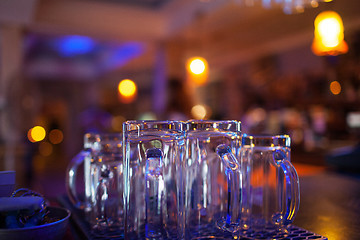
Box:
xmin=274 ymin=150 xmax=300 ymax=226
xmin=145 ymin=148 xmax=164 ymax=239
xmin=216 ymin=144 xmax=241 ymax=232
xmin=66 ymin=149 xmax=91 ymax=209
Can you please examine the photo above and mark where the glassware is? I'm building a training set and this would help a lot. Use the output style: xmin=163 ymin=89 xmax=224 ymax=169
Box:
xmin=66 ymin=133 xmax=122 ymax=212
xmin=184 ymin=120 xmax=241 ymax=239
xmin=66 ymin=133 xmax=123 ymax=237
xmin=66 ymin=132 xmax=100 ymax=211
xmin=90 ymin=153 xmax=124 ymax=237
xmin=239 ymin=134 xmax=300 ymax=238
xmin=123 ymin=120 xmax=185 ymax=239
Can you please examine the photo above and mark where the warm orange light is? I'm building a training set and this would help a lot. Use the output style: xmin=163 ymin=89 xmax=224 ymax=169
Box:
xmin=191 ymin=104 xmax=207 ymax=119
xmin=330 ymin=81 xmax=341 ymax=95
xmin=190 ymin=59 xmax=206 ymax=74
xmin=310 ymin=1 xmax=319 ymax=8
xmin=118 ymin=79 xmax=137 ymax=103
xmin=49 ymin=129 xmax=64 ymax=144
xmin=118 ymin=79 xmax=137 ymax=97
xmin=312 ymin=11 xmax=348 ymax=56
xmin=28 ymin=126 xmax=46 ymax=143
xmin=187 ymin=57 xmax=209 ymax=86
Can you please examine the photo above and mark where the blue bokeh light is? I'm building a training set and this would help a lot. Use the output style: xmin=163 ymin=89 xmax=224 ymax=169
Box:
xmin=103 ymin=42 xmax=144 ymax=69
xmin=56 ymin=35 xmax=95 ymax=57
xmin=51 ymin=35 xmax=144 ymax=71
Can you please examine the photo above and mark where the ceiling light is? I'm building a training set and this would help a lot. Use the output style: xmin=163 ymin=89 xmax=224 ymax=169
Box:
xmin=238 ymin=0 xmax=333 ymax=14
xmin=312 ymin=11 xmax=348 ymax=56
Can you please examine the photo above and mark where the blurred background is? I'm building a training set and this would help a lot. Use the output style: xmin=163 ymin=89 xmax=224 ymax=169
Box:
xmin=1 ymin=0 xmax=360 ymax=198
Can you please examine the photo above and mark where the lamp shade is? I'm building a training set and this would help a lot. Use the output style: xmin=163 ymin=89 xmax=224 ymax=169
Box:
xmin=312 ymin=11 xmax=348 ymax=56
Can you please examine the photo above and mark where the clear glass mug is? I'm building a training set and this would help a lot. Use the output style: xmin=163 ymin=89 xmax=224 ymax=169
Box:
xmin=238 ymin=134 xmax=300 ymax=238
xmin=65 ymin=133 xmax=122 ymax=212
xmin=123 ymin=120 xmax=185 ymax=239
xmin=184 ymin=120 xmax=241 ymax=239
xmin=90 ymin=152 xmax=124 ymax=237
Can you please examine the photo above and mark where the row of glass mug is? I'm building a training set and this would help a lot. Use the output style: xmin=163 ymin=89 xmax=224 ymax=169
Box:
xmin=66 ymin=120 xmax=300 ymax=239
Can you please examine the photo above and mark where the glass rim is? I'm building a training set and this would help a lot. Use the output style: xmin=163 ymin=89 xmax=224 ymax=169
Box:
xmin=242 ymin=133 xmax=290 ymax=138
xmin=185 ymin=119 xmax=241 ymax=132
xmin=242 ymin=133 xmax=291 ymax=147
xmin=123 ymin=120 xmax=185 ymax=132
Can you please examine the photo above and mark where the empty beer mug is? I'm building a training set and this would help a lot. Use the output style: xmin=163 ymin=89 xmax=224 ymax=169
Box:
xmin=184 ymin=120 xmax=241 ymax=239
xmin=66 ymin=132 xmax=101 ymax=211
xmin=66 ymin=133 xmax=124 ymax=236
xmin=123 ymin=120 xmax=185 ymax=239
xmin=239 ymin=134 xmax=300 ymax=239
xmin=66 ymin=133 xmax=122 ymax=212
xmin=90 ymin=152 xmax=124 ymax=237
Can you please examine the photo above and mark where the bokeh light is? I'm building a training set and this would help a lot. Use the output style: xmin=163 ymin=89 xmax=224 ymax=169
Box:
xmin=318 ymin=18 xmax=341 ymax=47
xmin=310 ymin=1 xmax=319 ymax=8
xmin=191 ymin=104 xmax=207 ymax=119
xmin=346 ymin=112 xmax=360 ymax=128
xmin=312 ymin=11 xmax=348 ymax=56
xmin=39 ymin=142 xmax=53 ymax=157
xmin=138 ymin=112 xmax=157 ymax=120
xmin=187 ymin=57 xmax=209 ymax=86
xmin=49 ymin=129 xmax=64 ymax=144
xmin=28 ymin=126 xmax=46 ymax=143
xmin=56 ymin=35 xmax=95 ymax=57
xmin=118 ymin=79 xmax=137 ymax=97
xmin=118 ymin=79 xmax=137 ymax=103
xmin=330 ymin=80 xmax=341 ymax=95
xmin=189 ymin=58 xmax=206 ymax=75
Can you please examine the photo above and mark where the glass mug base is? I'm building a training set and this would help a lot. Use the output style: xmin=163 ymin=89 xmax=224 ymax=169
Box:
xmin=185 ymin=222 xmax=235 ymax=239
xmin=239 ymin=223 xmax=289 ymax=239
xmin=126 ymin=223 xmax=178 ymax=239
xmin=216 ymin=217 xmax=240 ymax=233
xmin=92 ymin=224 xmax=124 ymax=238
xmin=185 ymin=214 xmax=238 ymax=239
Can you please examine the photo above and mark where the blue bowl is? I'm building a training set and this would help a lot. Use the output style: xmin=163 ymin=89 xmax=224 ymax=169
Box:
xmin=0 ymin=206 xmax=71 ymax=240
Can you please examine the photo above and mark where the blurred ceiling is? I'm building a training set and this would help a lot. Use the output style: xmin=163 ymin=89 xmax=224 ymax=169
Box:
xmin=1 ymin=0 xmax=360 ymax=74
xmin=87 ymin=0 xmax=174 ymax=9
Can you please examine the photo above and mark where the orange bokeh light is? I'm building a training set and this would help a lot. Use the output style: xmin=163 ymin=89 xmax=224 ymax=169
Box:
xmin=28 ymin=126 xmax=46 ymax=143
xmin=187 ymin=57 xmax=209 ymax=86
xmin=118 ymin=79 xmax=137 ymax=103
xmin=49 ymin=129 xmax=64 ymax=144
xmin=330 ymin=81 xmax=341 ymax=95
xmin=312 ymin=11 xmax=348 ymax=56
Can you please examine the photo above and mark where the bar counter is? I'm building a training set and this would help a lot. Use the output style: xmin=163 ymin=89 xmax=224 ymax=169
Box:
xmin=293 ymin=164 xmax=360 ymax=240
